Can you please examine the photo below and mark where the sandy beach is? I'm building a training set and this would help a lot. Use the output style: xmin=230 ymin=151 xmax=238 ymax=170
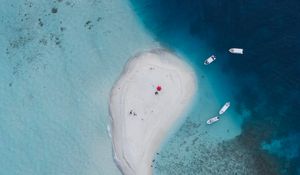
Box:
xmin=109 ymin=49 xmax=196 ymax=175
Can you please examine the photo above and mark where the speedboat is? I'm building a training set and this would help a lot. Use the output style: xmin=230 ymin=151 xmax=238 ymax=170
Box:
xmin=206 ymin=116 xmax=220 ymax=125
xmin=229 ymin=48 xmax=243 ymax=54
xmin=204 ymin=55 xmax=216 ymax=65
xmin=219 ymin=102 xmax=230 ymax=115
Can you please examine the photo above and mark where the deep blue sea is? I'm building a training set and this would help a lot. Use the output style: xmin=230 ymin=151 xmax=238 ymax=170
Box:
xmin=129 ymin=0 xmax=300 ymax=174
xmin=1 ymin=0 xmax=299 ymax=174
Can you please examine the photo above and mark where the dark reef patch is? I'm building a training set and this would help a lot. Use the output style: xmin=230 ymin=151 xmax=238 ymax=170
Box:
xmin=154 ymin=120 xmax=280 ymax=175
xmin=51 ymin=7 xmax=58 ymax=14
xmin=84 ymin=17 xmax=102 ymax=30
xmin=129 ymin=0 xmax=300 ymax=174
xmin=60 ymin=27 xmax=66 ymax=32
xmin=9 ymin=36 xmax=33 ymax=49
xmin=38 ymin=18 xmax=43 ymax=27
xmin=84 ymin=20 xmax=93 ymax=30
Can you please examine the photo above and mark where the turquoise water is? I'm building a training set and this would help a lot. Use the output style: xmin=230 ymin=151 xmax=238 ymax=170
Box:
xmin=151 ymin=38 xmax=246 ymax=174
xmin=0 ymin=0 xmax=157 ymax=174
xmin=130 ymin=0 xmax=300 ymax=174
xmin=2 ymin=0 xmax=299 ymax=174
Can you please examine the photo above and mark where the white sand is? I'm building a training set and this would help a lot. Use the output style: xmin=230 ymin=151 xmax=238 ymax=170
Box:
xmin=109 ymin=49 xmax=196 ymax=175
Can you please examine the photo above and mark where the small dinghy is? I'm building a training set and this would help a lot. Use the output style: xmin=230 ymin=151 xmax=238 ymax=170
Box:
xmin=229 ymin=48 xmax=243 ymax=54
xmin=219 ymin=102 xmax=230 ymax=115
xmin=204 ymin=55 xmax=216 ymax=65
xmin=206 ymin=116 xmax=220 ymax=125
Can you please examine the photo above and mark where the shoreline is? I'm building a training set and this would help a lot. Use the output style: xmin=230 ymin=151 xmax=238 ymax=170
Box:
xmin=109 ymin=49 xmax=197 ymax=174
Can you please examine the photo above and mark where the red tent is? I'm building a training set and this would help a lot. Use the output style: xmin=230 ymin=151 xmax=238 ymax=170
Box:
xmin=156 ymin=86 xmax=162 ymax=91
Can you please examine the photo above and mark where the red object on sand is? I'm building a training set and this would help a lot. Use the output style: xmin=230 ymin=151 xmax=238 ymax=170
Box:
xmin=156 ymin=86 xmax=162 ymax=91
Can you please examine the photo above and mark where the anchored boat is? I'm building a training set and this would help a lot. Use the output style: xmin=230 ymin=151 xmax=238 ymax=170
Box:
xmin=219 ymin=102 xmax=230 ymax=115
xmin=229 ymin=48 xmax=243 ymax=54
xmin=206 ymin=116 xmax=220 ymax=125
xmin=204 ymin=55 xmax=216 ymax=65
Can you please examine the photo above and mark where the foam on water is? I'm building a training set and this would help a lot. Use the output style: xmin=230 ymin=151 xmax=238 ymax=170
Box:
xmin=0 ymin=0 xmax=158 ymax=174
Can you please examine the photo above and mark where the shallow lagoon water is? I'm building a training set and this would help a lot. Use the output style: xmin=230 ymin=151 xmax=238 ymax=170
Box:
xmin=130 ymin=0 xmax=300 ymax=174
xmin=0 ymin=0 xmax=158 ymax=174
xmin=1 ymin=0 xmax=300 ymax=174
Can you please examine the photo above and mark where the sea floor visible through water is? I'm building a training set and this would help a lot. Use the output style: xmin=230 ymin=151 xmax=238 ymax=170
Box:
xmin=1 ymin=0 xmax=299 ymax=174
xmin=0 ymin=0 xmax=158 ymax=174
xmin=130 ymin=0 xmax=300 ymax=174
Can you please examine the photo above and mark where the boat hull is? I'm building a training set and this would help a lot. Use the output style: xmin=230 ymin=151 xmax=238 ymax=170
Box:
xmin=206 ymin=116 xmax=220 ymax=125
xmin=229 ymin=48 xmax=243 ymax=54
xmin=219 ymin=102 xmax=230 ymax=115
xmin=203 ymin=55 xmax=216 ymax=65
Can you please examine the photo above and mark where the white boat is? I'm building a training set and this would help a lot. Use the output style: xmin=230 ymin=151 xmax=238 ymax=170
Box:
xmin=229 ymin=48 xmax=243 ymax=54
xmin=206 ymin=116 xmax=220 ymax=125
xmin=219 ymin=102 xmax=230 ymax=115
xmin=204 ymin=55 xmax=216 ymax=65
